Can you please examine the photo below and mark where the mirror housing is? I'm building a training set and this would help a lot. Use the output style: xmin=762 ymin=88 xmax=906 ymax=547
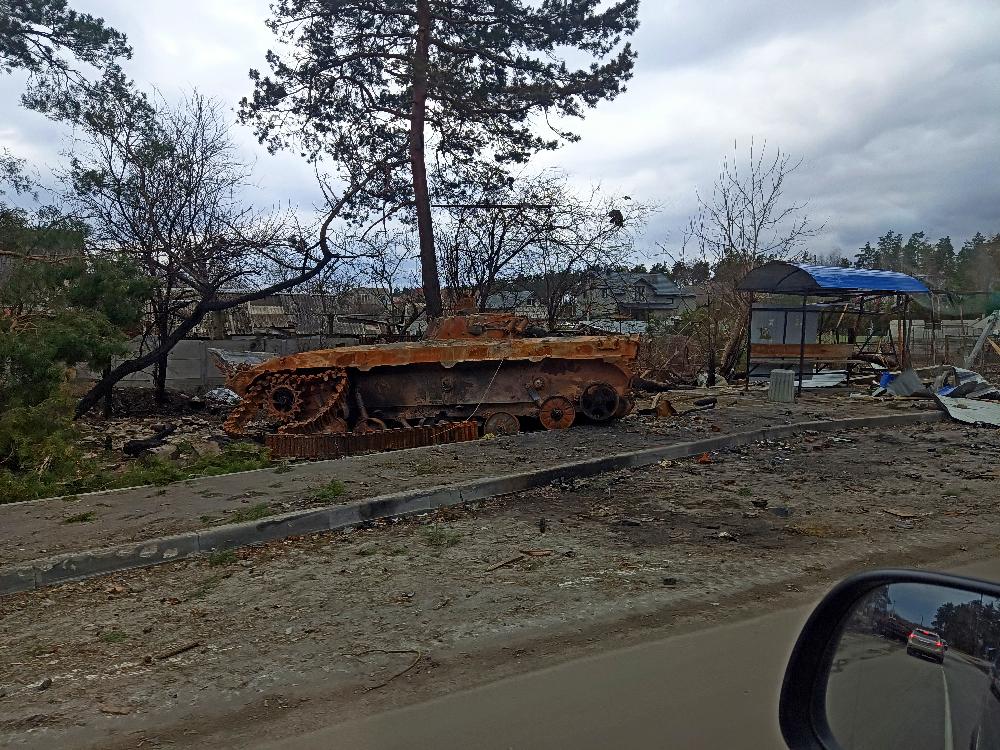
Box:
xmin=780 ymin=568 xmax=1000 ymax=750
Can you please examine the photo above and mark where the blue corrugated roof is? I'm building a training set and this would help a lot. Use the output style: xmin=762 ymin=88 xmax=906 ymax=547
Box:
xmin=737 ymin=261 xmax=930 ymax=295
xmin=797 ymin=264 xmax=930 ymax=293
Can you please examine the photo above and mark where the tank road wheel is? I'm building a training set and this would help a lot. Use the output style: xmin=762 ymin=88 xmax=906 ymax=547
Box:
xmin=613 ymin=395 xmax=635 ymax=419
xmin=538 ymin=396 xmax=575 ymax=430
xmin=354 ymin=417 xmax=387 ymax=435
xmin=266 ymin=382 xmax=303 ymax=421
xmin=483 ymin=412 xmax=520 ymax=436
xmin=322 ymin=417 xmax=350 ymax=434
xmin=579 ymin=382 xmax=620 ymax=422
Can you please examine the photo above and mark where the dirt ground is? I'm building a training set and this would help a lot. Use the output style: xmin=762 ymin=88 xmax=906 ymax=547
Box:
xmin=2 ymin=418 xmax=998 ymax=749
xmin=0 ymin=388 xmax=922 ymax=566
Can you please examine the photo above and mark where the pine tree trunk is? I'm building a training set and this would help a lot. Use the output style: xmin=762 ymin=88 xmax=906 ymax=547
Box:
xmin=102 ymin=365 xmax=113 ymax=418
xmin=154 ymin=350 xmax=168 ymax=404
xmin=410 ymin=0 xmax=443 ymax=319
xmin=154 ymin=315 xmax=169 ymax=404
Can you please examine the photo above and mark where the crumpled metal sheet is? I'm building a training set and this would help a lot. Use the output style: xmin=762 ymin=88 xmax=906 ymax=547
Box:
xmin=937 ymin=367 xmax=1000 ymax=399
xmin=208 ymin=348 xmax=274 ymax=377
xmin=935 ymin=396 xmax=1000 ymax=427
xmin=799 ymin=371 xmax=848 ymax=388
xmin=885 ymin=369 xmax=929 ymax=397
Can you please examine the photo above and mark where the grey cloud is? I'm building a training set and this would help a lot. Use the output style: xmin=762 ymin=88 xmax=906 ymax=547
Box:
xmin=1 ymin=0 xmax=998 ymax=263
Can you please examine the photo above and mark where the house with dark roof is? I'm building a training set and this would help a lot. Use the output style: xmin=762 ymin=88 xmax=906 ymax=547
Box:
xmin=484 ymin=289 xmax=544 ymax=317
xmin=576 ymin=271 xmax=696 ymax=321
xmin=186 ymin=291 xmax=383 ymax=339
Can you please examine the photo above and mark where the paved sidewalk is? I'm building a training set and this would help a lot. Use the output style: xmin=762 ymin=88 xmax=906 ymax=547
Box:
xmin=0 ymin=391 xmax=925 ymax=568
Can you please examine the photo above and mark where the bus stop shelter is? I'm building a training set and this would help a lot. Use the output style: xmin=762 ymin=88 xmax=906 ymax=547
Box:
xmin=736 ymin=261 xmax=930 ymax=393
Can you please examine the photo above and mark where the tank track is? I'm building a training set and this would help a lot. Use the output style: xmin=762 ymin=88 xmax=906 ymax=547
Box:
xmin=224 ymin=367 xmax=348 ymax=438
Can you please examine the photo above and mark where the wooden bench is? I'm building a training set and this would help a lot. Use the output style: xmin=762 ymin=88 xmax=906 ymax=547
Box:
xmin=750 ymin=343 xmax=872 ymax=382
xmin=751 ymin=343 xmax=858 ymax=363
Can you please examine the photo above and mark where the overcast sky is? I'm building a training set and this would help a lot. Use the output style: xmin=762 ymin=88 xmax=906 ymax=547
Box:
xmin=2 ymin=0 xmax=999 ymax=263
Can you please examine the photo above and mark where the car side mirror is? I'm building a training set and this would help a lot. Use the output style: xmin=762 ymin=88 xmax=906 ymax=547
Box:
xmin=780 ymin=569 xmax=1000 ymax=749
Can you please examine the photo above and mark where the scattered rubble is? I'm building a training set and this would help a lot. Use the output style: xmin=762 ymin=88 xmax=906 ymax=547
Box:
xmin=863 ymin=364 xmax=1000 ymax=428
xmin=122 ymin=423 xmax=177 ymax=457
xmin=79 ymin=410 xmax=232 ymax=460
xmin=204 ymin=387 xmax=241 ymax=408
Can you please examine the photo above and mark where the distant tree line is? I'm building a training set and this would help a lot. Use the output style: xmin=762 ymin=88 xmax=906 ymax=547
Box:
xmin=932 ymin=598 xmax=1000 ymax=657
xmin=854 ymin=230 xmax=1000 ymax=291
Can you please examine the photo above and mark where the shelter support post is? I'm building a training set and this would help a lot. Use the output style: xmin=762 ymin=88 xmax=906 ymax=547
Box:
xmin=900 ymin=296 xmax=910 ymax=369
xmin=797 ymin=295 xmax=807 ymax=396
xmin=744 ymin=293 xmax=753 ymax=391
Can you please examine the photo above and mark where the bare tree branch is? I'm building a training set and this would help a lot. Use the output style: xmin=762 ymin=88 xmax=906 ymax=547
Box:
xmin=66 ymin=90 xmax=374 ymax=416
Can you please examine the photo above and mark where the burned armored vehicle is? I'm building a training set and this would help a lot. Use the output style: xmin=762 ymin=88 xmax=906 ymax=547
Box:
xmin=221 ymin=314 xmax=638 ymax=456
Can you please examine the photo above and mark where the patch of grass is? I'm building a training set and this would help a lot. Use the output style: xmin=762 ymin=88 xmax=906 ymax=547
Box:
xmin=411 ymin=463 xmax=442 ymax=476
xmin=736 ymin=486 xmax=753 ymax=498
xmin=199 ymin=514 xmax=220 ymax=524
xmin=185 ymin=442 xmax=272 ymax=478
xmin=173 ymin=440 xmax=196 ymax=458
xmin=2 ymin=431 xmax=276 ymax=503
xmin=99 ymin=631 xmax=128 ymax=644
xmin=386 ymin=545 xmax=409 ymax=556
xmin=225 ymin=503 xmax=272 ymax=524
xmin=787 ymin=523 xmax=843 ymax=538
xmin=421 ymin=526 xmax=461 ymax=548
xmin=116 ymin=455 xmax=187 ymax=487
xmin=207 ymin=549 xmax=237 ymax=566
xmin=190 ymin=573 xmax=225 ymax=598
xmin=356 ymin=546 xmax=378 ymax=556
xmin=61 ymin=494 xmax=80 ymax=503
xmin=273 ymin=462 xmax=292 ymax=474
xmin=63 ymin=511 xmax=96 ymax=524
xmin=313 ymin=480 xmax=346 ymax=501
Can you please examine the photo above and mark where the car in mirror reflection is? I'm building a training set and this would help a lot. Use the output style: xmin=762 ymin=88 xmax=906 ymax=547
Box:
xmin=907 ymin=628 xmax=946 ymax=664
xmin=780 ymin=571 xmax=1000 ymax=750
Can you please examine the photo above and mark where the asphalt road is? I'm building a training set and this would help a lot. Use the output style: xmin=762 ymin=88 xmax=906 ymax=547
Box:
xmin=827 ymin=637 xmax=990 ymax=749
xmin=256 ymin=558 xmax=1000 ymax=750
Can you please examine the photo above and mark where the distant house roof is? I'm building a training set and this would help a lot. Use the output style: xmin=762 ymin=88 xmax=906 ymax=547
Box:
xmin=588 ymin=271 xmax=695 ymax=311
xmin=485 ymin=289 xmax=537 ymax=310
xmin=596 ymin=271 xmax=696 ymax=297
xmin=188 ymin=292 xmax=369 ymax=338
xmin=737 ymin=261 xmax=930 ymax=295
xmin=579 ymin=319 xmax=648 ymax=335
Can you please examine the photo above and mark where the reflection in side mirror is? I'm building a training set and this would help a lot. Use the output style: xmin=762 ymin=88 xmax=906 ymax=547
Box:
xmin=826 ymin=582 xmax=1000 ymax=750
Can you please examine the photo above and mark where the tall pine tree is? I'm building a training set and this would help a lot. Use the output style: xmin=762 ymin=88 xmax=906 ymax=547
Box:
xmin=240 ymin=0 xmax=640 ymax=317
xmin=0 ymin=0 xmax=130 ymax=118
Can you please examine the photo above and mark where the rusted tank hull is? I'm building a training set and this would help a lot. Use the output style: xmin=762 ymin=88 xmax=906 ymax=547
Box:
xmin=352 ymin=358 xmax=631 ymax=422
xmin=223 ymin=326 xmax=639 ymax=442
xmin=227 ymin=336 xmax=637 ymax=391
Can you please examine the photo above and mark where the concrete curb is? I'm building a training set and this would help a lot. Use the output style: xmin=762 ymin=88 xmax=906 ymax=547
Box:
xmin=0 ymin=410 xmax=943 ymax=596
